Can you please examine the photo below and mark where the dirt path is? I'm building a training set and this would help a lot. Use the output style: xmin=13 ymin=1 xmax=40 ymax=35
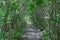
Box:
xmin=22 ymin=24 xmax=44 ymax=40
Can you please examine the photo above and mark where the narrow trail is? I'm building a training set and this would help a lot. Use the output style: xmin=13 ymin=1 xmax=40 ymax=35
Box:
xmin=22 ymin=24 xmax=44 ymax=40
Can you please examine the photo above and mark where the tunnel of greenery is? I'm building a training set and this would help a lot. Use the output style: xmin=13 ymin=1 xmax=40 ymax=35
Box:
xmin=0 ymin=0 xmax=60 ymax=40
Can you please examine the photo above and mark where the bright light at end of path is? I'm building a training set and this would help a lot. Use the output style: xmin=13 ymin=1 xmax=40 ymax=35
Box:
xmin=24 ymin=15 xmax=32 ymax=24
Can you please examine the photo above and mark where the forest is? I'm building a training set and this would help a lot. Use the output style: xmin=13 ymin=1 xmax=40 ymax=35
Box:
xmin=0 ymin=0 xmax=60 ymax=40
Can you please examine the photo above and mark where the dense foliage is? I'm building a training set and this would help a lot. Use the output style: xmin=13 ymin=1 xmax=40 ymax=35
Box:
xmin=0 ymin=0 xmax=60 ymax=40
